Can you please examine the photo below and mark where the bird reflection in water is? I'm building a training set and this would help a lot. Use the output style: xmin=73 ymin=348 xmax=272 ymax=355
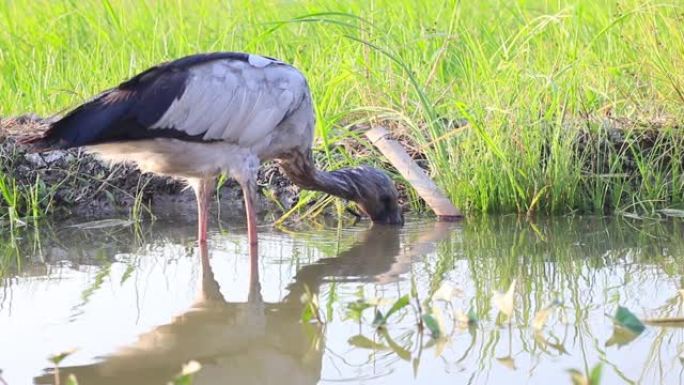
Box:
xmin=36 ymin=222 xmax=456 ymax=385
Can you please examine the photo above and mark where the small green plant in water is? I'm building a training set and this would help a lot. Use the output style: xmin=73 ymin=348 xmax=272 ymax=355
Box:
xmin=606 ymin=305 xmax=646 ymax=347
xmin=300 ymin=285 xmax=323 ymax=323
xmin=372 ymin=295 xmax=410 ymax=329
xmin=48 ymin=348 xmax=78 ymax=385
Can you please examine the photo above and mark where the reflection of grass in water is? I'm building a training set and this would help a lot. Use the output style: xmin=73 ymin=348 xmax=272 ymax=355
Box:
xmin=0 ymin=237 xmax=19 ymax=279
xmin=3 ymin=216 xmax=684 ymax=383
xmin=334 ymin=217 xmax=684 ymax=383
xmin=71 ymin=250 xmax=113 ymax=319
xmin=454 ymin=217 xmax=684 ymax=383
xmin=459 ymin=217 xmax=684 ymax=314
xmin=0 ymin=218 xmax=153 ymax=281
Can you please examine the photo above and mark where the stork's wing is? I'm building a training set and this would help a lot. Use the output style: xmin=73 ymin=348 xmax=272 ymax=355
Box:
xmin=24 ymin=52 xmax=309 ymax=150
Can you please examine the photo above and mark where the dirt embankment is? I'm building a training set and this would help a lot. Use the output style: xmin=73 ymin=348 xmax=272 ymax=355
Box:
xmin=0 ymin=115 xmax=300 ymax=219
xmin=3 ymin=113 xmax=683 ymax=220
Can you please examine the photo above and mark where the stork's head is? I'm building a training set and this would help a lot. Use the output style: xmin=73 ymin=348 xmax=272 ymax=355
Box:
xmin=276 ymin=154 xmax=404 ymax=225
xmin=344 ymin=166 xmax=404 ymax=225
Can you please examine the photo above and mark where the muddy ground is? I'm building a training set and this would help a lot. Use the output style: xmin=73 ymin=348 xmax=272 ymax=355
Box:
xmin=0 ymin=115 xmax=301 ymax=219
xmin=1 ymin=113 xmax=682 ymax=221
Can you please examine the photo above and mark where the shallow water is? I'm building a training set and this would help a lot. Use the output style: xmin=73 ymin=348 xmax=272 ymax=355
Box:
xmin=1 ymin=216 xmax=684 ymax=385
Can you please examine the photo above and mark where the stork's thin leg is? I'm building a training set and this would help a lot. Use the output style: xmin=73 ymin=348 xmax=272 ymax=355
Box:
xmin=243 ymin=186 xmax=258 ymax=247
xmin=190 ymin=178 xmax=215 ymax=244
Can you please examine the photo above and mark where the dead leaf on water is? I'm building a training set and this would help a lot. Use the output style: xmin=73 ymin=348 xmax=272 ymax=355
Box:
xmin=454 ymin=308 xmax=478 ymax=328
xmin=431 ymin=304 xmax=447 ymax=336
xmin=533 ymin=330 xmax=569 ymax=355
xmin=423 ymin=336 xmax=449 ymax=357
xmin=606 ymin=306 xmax=644 ymax=347
xmin=492 ymin=279 xmax=517 ymax=320
xmin=532 ymin=300 xmax=561 ymax=330
xmin=496 ymin=355 xmax=516 ymax=370
xmin=168 ymin=360 xmax=202 ymax=385
xmin=180 ymin=361 xmax=202 ymax=376
xmin=567 ymin=364 xmax=602 ymax=385
xmin=455 ymin=308 xmax=468 ymax=325
xmin=69 ymin=218 xmax=134 ymax=230
xmin=432 ymin=282 xmax=461 ymax=302
xmin=348 ymin=334 xmax=389 ymax=351
xmin=533 ymin=308 xmax=552 ymax=330
xmin=365 ymin=297 xmax=395 ymax=306
xmin=567 ymin=369 xmax=587 ymax=385
xmin=434 ymin=338 xmax=449 ymax=357
xmin=605 ymin=326 xmax=640 ymax=347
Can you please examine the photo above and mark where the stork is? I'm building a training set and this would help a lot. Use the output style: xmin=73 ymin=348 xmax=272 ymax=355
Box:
xmin=22 ymin=52 xmax=403 ymax=255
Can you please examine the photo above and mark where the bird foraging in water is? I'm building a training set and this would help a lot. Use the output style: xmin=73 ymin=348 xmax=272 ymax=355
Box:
xmin=21 ymin=52 xmax=403 ymax=251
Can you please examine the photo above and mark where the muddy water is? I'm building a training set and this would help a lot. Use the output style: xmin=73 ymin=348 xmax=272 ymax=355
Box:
xmin=1 ymin=216 xmax=684 ymax=385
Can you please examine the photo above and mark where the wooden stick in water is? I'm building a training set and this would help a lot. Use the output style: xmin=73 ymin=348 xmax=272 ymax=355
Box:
xmin=365 ymin=126 xmax=462 ymax=221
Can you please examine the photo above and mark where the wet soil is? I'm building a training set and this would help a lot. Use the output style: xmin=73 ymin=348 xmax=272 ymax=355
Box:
xmin=2 ymin=113 xmax=682 ymax=219
xmin=0 ymin=115 xmax=299 ymax=219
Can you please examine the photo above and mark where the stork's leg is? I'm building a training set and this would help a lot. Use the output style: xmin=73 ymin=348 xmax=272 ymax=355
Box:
xmin=242 ymin=183 xmax=258 ymax=248
xmin=190 ymin=177 xmax=215 ymax=244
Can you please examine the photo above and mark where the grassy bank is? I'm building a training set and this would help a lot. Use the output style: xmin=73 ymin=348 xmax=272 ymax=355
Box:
xmin=1 ymin=0 xmax=683 ymax=219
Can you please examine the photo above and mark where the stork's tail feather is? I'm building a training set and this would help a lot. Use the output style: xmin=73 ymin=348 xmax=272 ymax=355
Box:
xmin=17 ymin=127 xmax=64 ymax=153
xmin=16 ymin=88 xmax=126 ymax=153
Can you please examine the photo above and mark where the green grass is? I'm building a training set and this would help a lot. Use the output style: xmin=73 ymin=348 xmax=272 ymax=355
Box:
xmin=0 ymin=167 xmax=46 ymax=224
xmin=1 ymin=0 xmax=683 ymax=218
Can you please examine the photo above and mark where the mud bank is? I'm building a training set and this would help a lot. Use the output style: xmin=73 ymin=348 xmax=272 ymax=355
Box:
xmin=2 ymin=113 xmax=683 ymax=220
xmin=0 ymin=115 xmax=299 ymax=219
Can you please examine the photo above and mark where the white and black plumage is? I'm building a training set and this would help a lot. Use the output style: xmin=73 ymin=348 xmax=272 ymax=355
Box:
xmin=22 ymin=52 xmax=404 ymax=252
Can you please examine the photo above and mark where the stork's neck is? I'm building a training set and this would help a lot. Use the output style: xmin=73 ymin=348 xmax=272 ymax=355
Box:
xmin=278 ymin=149 xmax=403 ymax=225
xmin=277 ymin=150 xmax=360 ymax=201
